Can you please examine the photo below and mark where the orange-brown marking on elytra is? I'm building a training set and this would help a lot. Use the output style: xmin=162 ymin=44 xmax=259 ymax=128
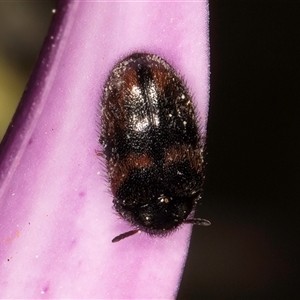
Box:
xmin=120 ymin=67 xmax=139 ymax=107
xmin=123 ymin=67 xmax=139 ymax=89
xmin=164 ymin=145 xmax=204 ymax=173
xmin=109 ymin=153 xmax=153 ymax=195
xmin=103 ymin=67 xmax=140 ymax=137
xmin=151 ymin=66 xmax=171 ymax=94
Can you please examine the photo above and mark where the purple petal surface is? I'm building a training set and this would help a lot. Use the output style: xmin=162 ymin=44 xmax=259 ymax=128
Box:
xmin=0 ymin=1 xmax=209 ymax=298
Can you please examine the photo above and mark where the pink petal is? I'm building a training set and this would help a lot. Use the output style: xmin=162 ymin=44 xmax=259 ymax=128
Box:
xmin=0 ymin=1 xmax=209 ymax=298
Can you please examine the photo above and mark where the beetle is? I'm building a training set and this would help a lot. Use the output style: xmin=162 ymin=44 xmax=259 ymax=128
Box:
xmin=100 ymin=53 xmax=210 ymax=242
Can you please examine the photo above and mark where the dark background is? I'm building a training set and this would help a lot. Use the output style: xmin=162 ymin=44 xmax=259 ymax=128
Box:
xmin=179 ymin=1 xmax=300 ymax=299
xmin=1 ymin=1 xmax=299 ymax=299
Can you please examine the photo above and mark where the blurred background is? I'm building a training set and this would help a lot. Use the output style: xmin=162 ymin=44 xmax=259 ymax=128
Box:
xmin=1 ymin=1 xmax=299 ymax=299
xmin=179 ymin=2 xmax=300 ymax=299
xmin=0 ymin=1 xmax=55 ymax=141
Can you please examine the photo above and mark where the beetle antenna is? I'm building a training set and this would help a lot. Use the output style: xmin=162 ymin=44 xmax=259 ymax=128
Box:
xmin=112 ymin=229 xmax=140 ymax=243
xmin=184 ymin=218 xmax=211 ymax=226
